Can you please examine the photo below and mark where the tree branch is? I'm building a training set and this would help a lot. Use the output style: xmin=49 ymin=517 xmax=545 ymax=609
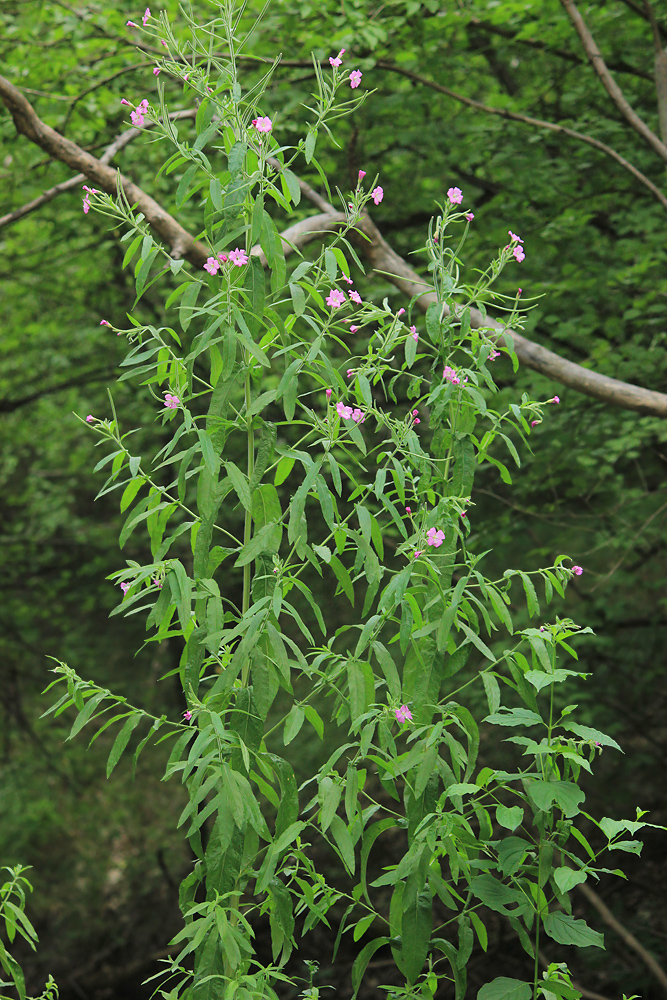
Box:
xmin=375 ymin=61 xmax=667 ymax=214
xmin=4 ymin=79 xmax=667 ymax=417
xmin=0 ymin=74 xmax=205 ymax=262
xmin=644 ymin=0 xmax=667 ymax=145
xmin=0 ymin=110 xmax=195 ymax=232
xmin=560 ymin=0 xmax=667 ymax=164
xmin=577 ymin=882 xmax=667 ymax=993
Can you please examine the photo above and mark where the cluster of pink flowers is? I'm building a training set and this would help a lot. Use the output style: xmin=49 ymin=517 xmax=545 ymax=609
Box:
xmin=443 ymin=365 xmax=461 ymax=385
xmin=447 ymin=187 xmax=463 ymax=205
xmin=508 ymin=230 xmax=525 ymax=263
xmin=81 ymin=184 xmax=100 ymax=214
xmin=394 ymin=705 xmax=413 ymax=724
xmin=409 ymin=325 xmax=418 ymax=342
xmin=252 ymin=116 xmax=273 ymax=133
xmin=488 ymin=349 xmax=501 ymax=360
xmin=426 ymin=527 xmax=445 ymax=548
xmin=336 ymin=402 xmax=365 ymax=423
xmin=329 ymin=48 xmax=345 ymax=68
xmin=349 ymin=70 xmax=362 ymax=88
xmin=164 ymin=392 xmax=180 ymax=409
xmin=203 ymin=248 xmax=248 ymax=274
xmin=127 ymin=98 xmax=149 ymax=127
xmin=326 ymin=287 xmax=362 ymax=308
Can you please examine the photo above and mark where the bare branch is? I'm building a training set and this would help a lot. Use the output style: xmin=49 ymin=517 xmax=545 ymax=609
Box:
xmin=4 ymin=78 xmax=667 ymax=416
xmin=376 ymin=61 xmax=667 ymax=214
xmin=644 ymin=0 xmax=667 ymax=145
xmin=560 ymin=0 xmax=667 ymax=164
xmin=0 ymin=75 xmax=205 ymax=262
xmin=0 ymin=110 xmax=195 ymax=232
xmin=577 ymin=882 xmax=667 ymax=993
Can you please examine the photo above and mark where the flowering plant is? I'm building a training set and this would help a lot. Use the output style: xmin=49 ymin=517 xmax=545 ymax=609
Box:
xmin=3 ymin=5 xmax=659 ymax=1000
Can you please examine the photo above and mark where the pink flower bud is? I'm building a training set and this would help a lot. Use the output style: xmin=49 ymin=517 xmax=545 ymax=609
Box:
xmin=549 ymin=396 xmax=560 ymax=404
xmin=405 ymin=507 xmax=411 ymax=514
xmin=358 ymin=169 xmax=366 ymax=181
xmin=153 ymin=67 xmax=160 ymax=76
xmin=349 ymin=325 xmax=359 ymax=333
xmin=120 ymin=98 xmax=131 ymax=106
xmin=531 ymin=420 xmax=538 ymax=427
xmin=325 ymin=388 xmax=332 ymax=399
xmin=397 ymin=308 xmax=405 ymax=317
xmin=85 ymin=414 xmax=95 ymax=423
xmin=126 ymin=20 xmax=140 ymax=26
xmin=100 ymin=319 xmax=111 ymax=326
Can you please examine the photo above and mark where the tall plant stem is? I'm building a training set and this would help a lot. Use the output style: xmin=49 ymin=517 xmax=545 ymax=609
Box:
xmin=241 ymin=368 xmax=254 ymax=685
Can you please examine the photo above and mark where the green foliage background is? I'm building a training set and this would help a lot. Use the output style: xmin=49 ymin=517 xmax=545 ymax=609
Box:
xmin=1 ymin=0 xmax=666 ymax=997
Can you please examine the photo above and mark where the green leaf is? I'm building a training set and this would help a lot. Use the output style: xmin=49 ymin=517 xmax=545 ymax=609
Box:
xmin=496 ymin=804 xmax=524 ymax=831
xmin=528 ymin=780 xmax=585 ymax=818
xmin=400 ymin=885 xmax=432 ymax=983
xmin=283 ymin=705 xmax=304 ymax=745
xmin=484 ymin=707 xmax=543 ymax=727
xmin=554 ymin=866 xmax=587 ymax=893
xmin=351 ymin=937 xmax=390 ymax=997
xmin=305 ymin=128 xmax=317 ymax=163
xmin=542 ymin=911 xmax=604 ymax=949
xmin=107 ymin=713 xmax=142 ymax=777
xmin=478 ymin=979 xmax=532 ymax=1000
xmin=329 ymin=814 xmax=355 ymax=874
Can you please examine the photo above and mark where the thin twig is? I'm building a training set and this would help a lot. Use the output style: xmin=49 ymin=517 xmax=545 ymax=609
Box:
xmin=560 ymin=0 xmax=667 ymax=164
xmin=375 ymin=61 xmax=667 ymax=214
xmin=577 ymin=881 xmax=667 ymax=994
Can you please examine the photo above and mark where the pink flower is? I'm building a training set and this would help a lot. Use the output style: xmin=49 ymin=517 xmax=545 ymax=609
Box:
xmin=349 ymin=326 xmax=359 ymax=333
xmin=142 ymin=6 xmax=150 ymax=23
xmin=508 ymin=230 xmax=524 ymax=244
xmin=460 ymin=511 xmax=466 ymax=519
xmin=326 ymin=288 xmax=346 ymax=308
xmin=82 ymin=195 xmax=90 ymax=214
xmin=465 ymin=212 xmax=474 ymax=221
xmin=336 ymin=402 xmax=353 ymax=419
xmin=100 ymin=320 xmax=110 ymax=327
xmin=405 ymin=506 xmax=412 ymax=514
xmin=329 ymin=48 xmax=345 ymax=68
xmin=531 ymin=420 xmax=539 ymax=427
xmin=153 ymin=577 xmax=162 ymax=589
xmin=447 ymin=187 xmax=463 ymax=204
xmin=252 ymin=116 xmax=273 ymax=133
xmin=153 ymin=67 xmax=160 ymax=76
xmin=397 ymin=308 xmax=405 ymax=317
xmin=325 ymin=388 xmax=332 ymax=400
xmin=489 ymin=349 xmax=500 ymax=360
xmin=183 ymin=710 xmax=192 ymax=721
xmin=426 ymin=527 xmax=445 ymax=548
xmin=120 ymin=581 xmax=131 ymax=595
xmin=371 ymin=186 xmax=383 ymax=205
xmin=229 ymin=248 xmax=249 ymax=266
xmin=347 ymin=369 xmax=354 ymax=378
xmin=410 ymin=326 xmax=418 ymax=341
xmin=351 ymin=408 xmax=365 ymax=423
xmin=130 ymin=100 xmax=149 ymax=127
xmin=414 ymin=418 xmax=420 ymax=425
xmin=349 ymin=70 xmax=362 ymax=88
xmin=218 ymin=253 xmax=228 ymax=263
xmin=349 ymin=289 xmax=362 ymax=304
xmin=572 ymin=565 xmax=583 ymax=576
xmin=83 ymin=185 xmax=100 ymax=194
xmin=513 ymin=245 xmax=525 ymax=263
xmin=550 ymin=396 xmax=560 ymax=404
xmin=395 ymin=705 xmax=413 ymax=724
xmin=85 ymin=414 xmax=95 ymax=423
xmin=413 ymin=550 xmax=423 ymax=558
xmin=120 ymin=98 xmax=131 ymax=106
xmin=160 ymin=39 xmax=168 ymax=46
xmin=443 ymin=365 xmax=460 ymax=385
xmin=342 ymin=275 xmax=353 ymax=284
xmin=126 ymin=20 xmax=140 ymax=26
xmin=164 ymin=393 xmax=180 ymax=409
xmin=204 ymin=257 xmax=220 ymax=275
xmin=358 ymin=169 xmax=366 ymax=181
xmin=518 ymin=287 xmax=522 ymax=296
xmin=412 ymin=409 xmax=418 ymax=416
